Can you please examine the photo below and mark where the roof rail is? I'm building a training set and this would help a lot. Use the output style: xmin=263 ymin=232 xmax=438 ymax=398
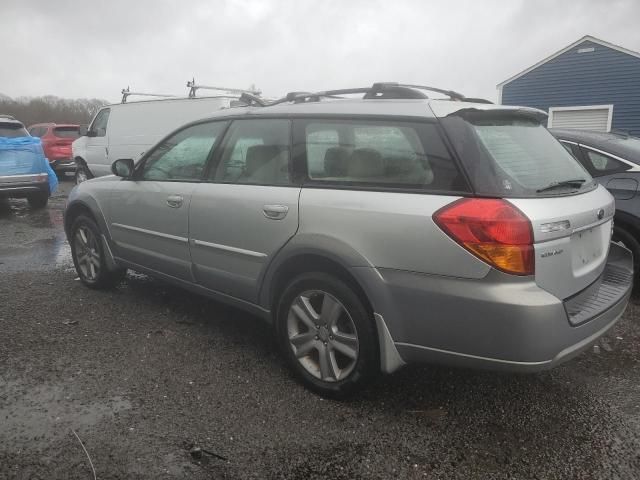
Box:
xmin=121 ymin=87 xmax=177 ymax=103
xmin=187 ymin=78 xmax=261 ymax=98
xmin=0 ymin=114 xmax=16 ymax=120
xmin=268 ymin=82 xmax=492 ymax=106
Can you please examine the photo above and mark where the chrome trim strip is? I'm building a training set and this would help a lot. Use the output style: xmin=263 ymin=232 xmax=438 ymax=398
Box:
xmin=192 ymin=238 xmax=267 ymax=258
xmin=111 ymin=223 xmax=188 ymax=243
xmin=0 ymin=173 xmax=48 ymax=183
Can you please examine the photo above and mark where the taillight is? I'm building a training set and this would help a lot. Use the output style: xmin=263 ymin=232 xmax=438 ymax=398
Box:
xmin=433 ymin=198 xmax=534 ymax=276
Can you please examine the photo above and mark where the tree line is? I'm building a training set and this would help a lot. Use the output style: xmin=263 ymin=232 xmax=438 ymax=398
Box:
xmin=0 ymin=95 xmax=108 ymax=127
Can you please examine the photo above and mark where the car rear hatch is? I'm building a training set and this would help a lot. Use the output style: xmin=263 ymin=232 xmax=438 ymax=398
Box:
xmin=51 ymin=126 xmax=79 ymax=156
xmin=437 ymin=106 xmax=617 ymax=300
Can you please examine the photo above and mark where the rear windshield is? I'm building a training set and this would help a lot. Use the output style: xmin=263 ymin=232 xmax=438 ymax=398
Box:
xmin=54 ymin=126 xmax=80 ymax=139
xmin=0 ymin=122 xmax=28 ymax=138
xmin=441 ymin=113 xmax=595 ymax=197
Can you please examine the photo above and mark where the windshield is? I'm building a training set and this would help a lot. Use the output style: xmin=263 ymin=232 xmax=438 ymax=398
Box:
xmin=440 ymin=113 xmax=595 ymax=197
xmin=0 ymin=122 xmax=28 ymax=138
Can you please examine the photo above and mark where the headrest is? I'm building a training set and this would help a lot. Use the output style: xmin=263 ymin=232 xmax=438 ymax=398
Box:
xmin=348 ymin=148 xmax=384 ymax=178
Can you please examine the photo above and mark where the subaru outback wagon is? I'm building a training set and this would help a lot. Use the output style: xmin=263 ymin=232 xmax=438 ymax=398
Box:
xmin=64 ymin=83 xmax=633 ymax=397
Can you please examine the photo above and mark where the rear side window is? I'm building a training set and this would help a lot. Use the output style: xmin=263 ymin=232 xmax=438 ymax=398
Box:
xmin=29 ymin=126 xmax=46 ymax=137
xmin=441 ymin=114 xmax=594 ymax=197
xmin=302 ymin=120 xmax=466 ymax=192
xmin=0 ymin=123 xmax=28 ymax=138
xmin=582 ymin=148 xmax=632 ymax=176
xmin=54 ymin=126 xmax=80 ymax=139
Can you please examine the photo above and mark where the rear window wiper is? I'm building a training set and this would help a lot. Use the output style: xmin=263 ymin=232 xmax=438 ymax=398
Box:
xmin=536 ymin=179 xmax=587 ymax=193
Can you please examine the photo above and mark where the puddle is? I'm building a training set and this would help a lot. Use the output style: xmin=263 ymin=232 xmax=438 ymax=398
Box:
xmin=0 ymin=234 xmax=72 ymax=272
xmin=0 ymin=379 xmax=132 ymax=449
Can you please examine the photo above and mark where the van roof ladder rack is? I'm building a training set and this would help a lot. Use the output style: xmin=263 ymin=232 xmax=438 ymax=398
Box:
xmin=187 ymin=78 xmax=261 ymax=98
xmin=121 ymin=87 xmax=177 ymax=103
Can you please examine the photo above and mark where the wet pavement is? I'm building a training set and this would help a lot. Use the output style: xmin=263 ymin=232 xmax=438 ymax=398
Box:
xmin=1 ymin=180 xmax=640 ymax=479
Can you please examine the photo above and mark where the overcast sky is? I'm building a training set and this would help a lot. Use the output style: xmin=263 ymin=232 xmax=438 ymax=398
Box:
xmin=1 ymin=0 xmax=639 ymax=103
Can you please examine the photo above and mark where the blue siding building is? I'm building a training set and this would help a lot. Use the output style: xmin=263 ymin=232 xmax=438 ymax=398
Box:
xmin=498 ymin=36 xmax=640 ymax=136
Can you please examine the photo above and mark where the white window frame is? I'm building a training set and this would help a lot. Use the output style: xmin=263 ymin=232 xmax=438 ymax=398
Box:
xmin=547 ymin=104 xmax=614 ymax=132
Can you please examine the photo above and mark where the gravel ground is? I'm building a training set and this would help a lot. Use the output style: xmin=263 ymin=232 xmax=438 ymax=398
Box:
xmin=1 ymin=180 xmax=639 ymax=479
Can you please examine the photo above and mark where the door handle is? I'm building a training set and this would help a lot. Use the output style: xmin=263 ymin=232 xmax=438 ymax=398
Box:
xmin=263 ymin=204 xmax=289 ymax=220
xmin=167 ymin=194 xmax=184 ymax=208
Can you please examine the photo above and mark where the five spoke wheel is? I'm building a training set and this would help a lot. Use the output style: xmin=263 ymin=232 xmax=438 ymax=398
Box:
xmin=73 ymin=225 xmax=101 ymax=281
xmin=287 ymin=290 xmax=359 ymax=382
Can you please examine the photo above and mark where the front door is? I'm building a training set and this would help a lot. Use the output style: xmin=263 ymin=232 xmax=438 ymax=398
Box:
xmin=86 ymin=108 xmax=111 ymax=177
xmin=189 ymin=118 xmax=300 ymax=302
xmin=108 ymin=121 xmax=227 ymax=281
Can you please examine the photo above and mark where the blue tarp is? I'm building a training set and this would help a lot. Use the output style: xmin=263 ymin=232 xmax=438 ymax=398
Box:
xmin=0 ymin=136 xmax=57 ymax=194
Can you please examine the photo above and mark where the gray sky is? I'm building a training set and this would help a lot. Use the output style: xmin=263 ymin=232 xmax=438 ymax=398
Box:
xmin=2 ymin=0 xmax=639 ymax=103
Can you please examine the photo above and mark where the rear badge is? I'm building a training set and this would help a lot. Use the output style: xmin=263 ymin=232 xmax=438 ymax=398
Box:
xmin=541 ymin=249 xmax=564 ymax=258
xmin=597 ymin=209 xmax=605 ymax=220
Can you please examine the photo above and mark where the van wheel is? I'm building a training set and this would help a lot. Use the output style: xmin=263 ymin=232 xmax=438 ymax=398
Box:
xmin=613 ymin=225 xmax=640 ymax=274
xmin=27 ymin=191 xmax=49 ymax=209
xmin=70 ymin=215 xmax=126 ymax=289
xmin=275 ymin=272 xmax=378 ymax=398
xmin=75 ymin=164 xmax=91 ymax=184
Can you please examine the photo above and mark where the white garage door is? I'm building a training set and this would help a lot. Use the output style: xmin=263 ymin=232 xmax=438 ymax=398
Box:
xmin=548 ymin=105 xmax=613 ymax=132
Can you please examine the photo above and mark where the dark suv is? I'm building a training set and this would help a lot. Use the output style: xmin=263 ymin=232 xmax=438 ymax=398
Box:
xmin=551 ymin=129 xmax=640 ymax=273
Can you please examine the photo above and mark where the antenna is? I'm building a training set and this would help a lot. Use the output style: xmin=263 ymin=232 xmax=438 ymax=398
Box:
xmin=186 ymin=78 xmax=261 ymax=98
xmin=121 ymin=87 xmax=177 ymax=103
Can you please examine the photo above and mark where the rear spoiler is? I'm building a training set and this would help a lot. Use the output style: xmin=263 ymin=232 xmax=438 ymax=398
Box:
xmin=444 ymin=107 xmax=548 ymax=124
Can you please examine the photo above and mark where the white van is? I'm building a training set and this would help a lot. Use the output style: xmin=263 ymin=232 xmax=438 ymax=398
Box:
xmin=72 ymin=96 xmax=235 ymax=183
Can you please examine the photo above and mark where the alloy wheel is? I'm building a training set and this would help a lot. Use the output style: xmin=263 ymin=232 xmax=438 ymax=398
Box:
xmin=74 ymin=225 xmax=101 ymax=281
xmin=287 ymin=290 xmax=359 ymax=382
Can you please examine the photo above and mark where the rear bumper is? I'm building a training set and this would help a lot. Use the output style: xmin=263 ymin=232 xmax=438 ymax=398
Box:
xmin=0 ymin=174 xmax=49 ymax=198
xmin=359 ymin=242 xmax=633 ymax=373
xmin=49 ymin=159 xmax=76 ymax=173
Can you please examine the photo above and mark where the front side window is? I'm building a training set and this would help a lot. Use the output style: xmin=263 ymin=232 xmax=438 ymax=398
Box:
xmin=140 ymin=121 xmax=226 ymax=181
xmin=583 ymin=148 xmax=631 ymax=176
xmin=211 ymin=119 xmax=291 ymax=185
xmin=90 ymin=108 xmax=110 ymax=137
xmin=303 ymin=120 xmax=465 ymax=191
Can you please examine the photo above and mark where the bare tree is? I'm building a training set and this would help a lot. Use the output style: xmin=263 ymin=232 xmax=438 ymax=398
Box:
xmin=0 ymin=94 xmax=108 ymax=126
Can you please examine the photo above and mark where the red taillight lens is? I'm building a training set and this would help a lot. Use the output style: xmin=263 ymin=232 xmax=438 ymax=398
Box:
xmin=433 ymin=198 xmax=534 ymax=275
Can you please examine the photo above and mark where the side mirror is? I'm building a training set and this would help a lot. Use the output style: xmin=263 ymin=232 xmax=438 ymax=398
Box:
xmin=78 ymin=125 xmax=89 ymax=136
xmin=112 ymin=158 xmax=134 ymax=178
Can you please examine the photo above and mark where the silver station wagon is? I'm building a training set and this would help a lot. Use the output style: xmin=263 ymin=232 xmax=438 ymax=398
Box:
xmin=64 ymin=83 xmax=633 ymax=397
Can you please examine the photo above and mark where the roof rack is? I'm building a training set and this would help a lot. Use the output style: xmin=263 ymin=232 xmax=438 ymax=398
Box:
xmin=187 ymin=78 xmax=261 ymax=98
xmin=264 ymin=82 xmax=492 ymax=106
xmin=121 ymin=87 xmax=177 ymax=103
xmin=0 ymin=114 xmax=17 ymax=120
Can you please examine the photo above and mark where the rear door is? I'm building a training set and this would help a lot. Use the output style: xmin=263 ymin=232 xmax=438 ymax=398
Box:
xmin=107 ymin=121 xmax=227 ymax=281
xmin=189 ymin=118 xmax=300 ymax=302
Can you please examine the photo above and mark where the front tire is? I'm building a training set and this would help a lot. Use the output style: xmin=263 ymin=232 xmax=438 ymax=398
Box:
xmin=70 ymin=215 xmax=126 ymax=289
xmin=275 ymin=272 xmax=379 ymax=398
xmin=75 ymin=163 xmax=91 ymax=185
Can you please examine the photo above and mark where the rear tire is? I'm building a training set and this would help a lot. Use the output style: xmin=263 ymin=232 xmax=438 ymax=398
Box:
xmin=613 ymin=225 xmax=640 ymax=274
xmin=27 ymin=191 xmax=49 ymax=209
xmin=70 ymin=214 xmax=126 ymax=289
xmin=275 ymin=272 xmax=379 ymax=398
